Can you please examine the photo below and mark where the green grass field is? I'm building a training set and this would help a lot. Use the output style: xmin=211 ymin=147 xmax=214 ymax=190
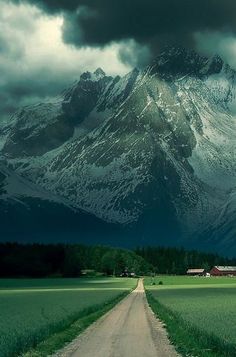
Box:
xmin=0 ymin=277 xmax=137 ymax=357
xmin=145 ymin=276 xmax=236 ymax=357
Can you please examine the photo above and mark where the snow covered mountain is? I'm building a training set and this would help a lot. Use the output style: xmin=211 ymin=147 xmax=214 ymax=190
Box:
xmin=1 ymin=48 xmax=236 ymax=255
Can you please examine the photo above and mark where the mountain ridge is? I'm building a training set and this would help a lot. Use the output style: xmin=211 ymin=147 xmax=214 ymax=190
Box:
xmin=1 ymin=47 xmax=236 ymax=255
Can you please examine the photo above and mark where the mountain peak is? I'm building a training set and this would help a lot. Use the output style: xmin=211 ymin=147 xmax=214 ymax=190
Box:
xmin=146 ymin=46 xmax=228 ymax=79
xmin=94 ymin=68 xmax=106 ymax=78
xmin=80 ymin=71 xmax=92 ymax=81
xmin=79 ymin=68 xmax=106 ymax=82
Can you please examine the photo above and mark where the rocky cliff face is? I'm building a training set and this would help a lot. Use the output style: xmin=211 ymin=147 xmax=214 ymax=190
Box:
xmin=1 ymin=48 xmax=236 ymax=254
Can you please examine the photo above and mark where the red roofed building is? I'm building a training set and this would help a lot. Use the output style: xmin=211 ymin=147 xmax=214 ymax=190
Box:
xmin=210 ymin=266 xmax=236 ymax=276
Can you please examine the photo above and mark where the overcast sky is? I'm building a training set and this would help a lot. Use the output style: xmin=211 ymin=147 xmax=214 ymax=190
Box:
xmin=0 ymin=1 xmax=131 ymax=120
xmin=1 ymin=0 xmax=236 ymax=120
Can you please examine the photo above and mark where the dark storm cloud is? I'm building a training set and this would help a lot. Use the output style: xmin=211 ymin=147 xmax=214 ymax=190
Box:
xmin=0 ymin=2 xmax=129 ymax=121
xmin=0 ymin=67 xmax=72 ymax=118
xmin=2 ymin=0 xmax=236 ymax=121
xmin=12 ymin=0 xmax=236 ymax=65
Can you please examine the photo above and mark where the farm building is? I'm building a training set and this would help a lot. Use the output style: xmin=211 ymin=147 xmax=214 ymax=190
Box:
xmin=187 ymin=268 xmax=206 ymax=276
xmin=210 ymin=266 xmax=236 ymax=276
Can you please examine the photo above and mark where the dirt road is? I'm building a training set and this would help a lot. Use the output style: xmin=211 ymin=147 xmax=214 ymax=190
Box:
xmin=55 ymin=279 xmax=179 ymax=357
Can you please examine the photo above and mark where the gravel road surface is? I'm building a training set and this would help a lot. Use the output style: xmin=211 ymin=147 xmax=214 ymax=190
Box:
xmin=54 ymin=279 xmax=179 ymax=357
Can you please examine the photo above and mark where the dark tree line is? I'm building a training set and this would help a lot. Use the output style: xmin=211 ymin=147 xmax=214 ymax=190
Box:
xmin=135 ymin=246 xmax=236 ymax=274
xmin=0 ymin=243 xmax=235 ymax=278
xmin=0 ymin=243 xmax=151 ymax=278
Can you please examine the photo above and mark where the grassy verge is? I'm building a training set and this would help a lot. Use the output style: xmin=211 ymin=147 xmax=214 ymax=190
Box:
xmin=146 ymin=290 xmax=236 ymax=357
xmin=21 ymin=290 xmax=130 ymax=357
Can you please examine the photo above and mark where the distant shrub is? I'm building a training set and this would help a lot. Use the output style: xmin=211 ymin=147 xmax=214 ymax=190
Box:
xmin=158 ymin=281 xmax=163 ymax=285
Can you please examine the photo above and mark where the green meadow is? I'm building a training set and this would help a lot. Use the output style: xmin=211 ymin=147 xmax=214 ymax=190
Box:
xmin=0 ymin=277 xmax=137 ymax=357
xmin=145 ymin=276 xmax=236 ymax=357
